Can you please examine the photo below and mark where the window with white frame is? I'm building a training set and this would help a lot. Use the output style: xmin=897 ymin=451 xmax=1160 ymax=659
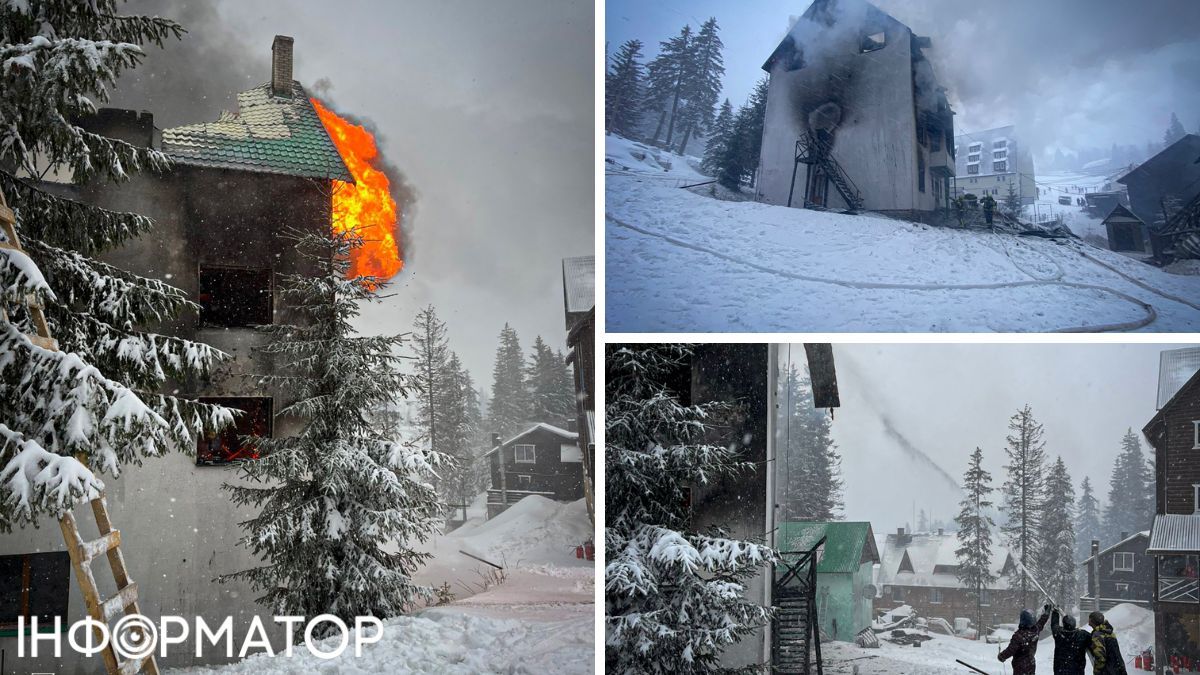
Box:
xmin=979 ymin=589 xmax=991 ymax=606
xmin=1115 ymin=582 xmax=1129 ymax=597
xmin=993 ymin=150 xmax=1008 ymax=160
xmin=513 ymin=444 xmax=536 ymax=463
xmin=1194 ymin=484 xmax=1199 ymax=513
xmin=968 ymin=164 xmax=980 ymax=175
xmin=930 ymin=588 xmax=944 ymax=604
xmin=993 ymin=161 xmax=1008 ymax=173
xmin=993 ymin=139 xmax=1008 ymax=149
xmin=517 ymin=474 xmax=532 ymax=489
xmin=969 ymin=143 xmax=982 ymax=153
xmin=1113 ymin=551 xmax=1135 ymax=572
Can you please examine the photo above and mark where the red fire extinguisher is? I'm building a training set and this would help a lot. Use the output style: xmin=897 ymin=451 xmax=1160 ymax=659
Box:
xmin=1136 ymin=655 xmax=1144 ymax=669
xmin=1144 ymin=649 xmax=1154 ymax=671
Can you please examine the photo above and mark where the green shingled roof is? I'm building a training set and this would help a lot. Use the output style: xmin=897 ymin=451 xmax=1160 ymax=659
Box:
xmin=162 ymin=82 xmax=353 ymax=182
xmin=778 ymin=521 xmax=879 ymax=574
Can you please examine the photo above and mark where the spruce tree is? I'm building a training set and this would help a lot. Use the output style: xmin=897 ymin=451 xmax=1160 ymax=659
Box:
xmin=1000 ymin=404 xmax=1048 ymax=608
xmin=1038 ymin=456 xmax=1077 ymax=609
xmin=1104 ymin=429 xmax=1154 ymax=541
xmin=700 ymin=99 xmax=735 ymax=177
xmin=487 ymin=323 xmax=529 ymax=440
xmin=717 ymin=78 xmax=769 ymax=191
xmin=526 ymin=335 xmax=574 ymax=428
xmin=955 ymin=447 xmax=996 ymax=634
xmin=441 ymin=352 xmax=481 ymax=520
xmin=606 ymin=344 xmax=775 ymax=672
xmin=0 ymin=1 xmax=230 ymax=530
xmin=1075 ymin=476 xmax=1102 ymax=561
xmin=1165 ymin=112 xmax=1187 ymax=147
xmin=221 ymin=228 xmax=443 ymax=630
xmin=673 ymin=17 xmax=724 ymax=155
xmin=644 ymin=25 xmax=692 ymax=148
xmin=411 ymin=304 xmax=450 ymax=469
xmin=779 ymin=362 xmax=843 ymax=521
xmin=606 ymin=39 xmax=645 ymax=137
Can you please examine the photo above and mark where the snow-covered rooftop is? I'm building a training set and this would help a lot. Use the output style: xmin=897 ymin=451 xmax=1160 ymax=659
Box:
xmin=875 ymin=532 xmax=1014 ymax=590
xmin=482 ymin=423 xmax=579 ymax=457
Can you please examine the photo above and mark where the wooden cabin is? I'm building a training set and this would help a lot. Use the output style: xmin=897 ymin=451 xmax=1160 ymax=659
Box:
xmin=485 ymin=423 xmax=584 ymax=518
xmin=1080 ymin=531 xmax=1154 ymax=611
xmin=1103 ymin=203 xmax=1151 ymax=253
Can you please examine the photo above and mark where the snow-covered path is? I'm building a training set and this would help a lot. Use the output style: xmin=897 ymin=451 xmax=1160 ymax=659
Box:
xmin=605 ymin=141 xmax=1200 ymax=332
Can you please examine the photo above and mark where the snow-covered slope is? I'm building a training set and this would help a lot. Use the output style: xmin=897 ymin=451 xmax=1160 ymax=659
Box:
xmin=605 ymin=135 xmax=1200 ymax=332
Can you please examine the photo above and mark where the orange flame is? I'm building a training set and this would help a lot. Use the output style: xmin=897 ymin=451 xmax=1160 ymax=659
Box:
xmin=311 ymin=97 xmax=403 ymax=283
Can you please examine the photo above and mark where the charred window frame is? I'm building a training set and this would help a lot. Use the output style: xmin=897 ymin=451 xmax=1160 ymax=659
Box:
xmin=198 ymin=265 xmax=273 ymax=328
xmin=0 ymin=552 xmax=71 ymax=636
xmin=860 ymin=30 xmax=886 ymax=54
xmin=196 ymin=396 xmax=272 ymax=465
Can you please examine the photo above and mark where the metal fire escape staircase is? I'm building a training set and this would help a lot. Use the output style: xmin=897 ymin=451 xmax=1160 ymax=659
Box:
xmin=0 ymin=187 xmax=159 ymax=675
xmin=789 ymin=134 xmax=864 ymax=213
xmin=773 ymin=536 xmax=826 ymax=675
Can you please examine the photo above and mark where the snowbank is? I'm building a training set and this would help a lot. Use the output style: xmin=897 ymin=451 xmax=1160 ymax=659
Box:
xmin=171 ymin=611 xmax=593 ymax=675
xmin=605 ymin=134 xmax=708 ymax=182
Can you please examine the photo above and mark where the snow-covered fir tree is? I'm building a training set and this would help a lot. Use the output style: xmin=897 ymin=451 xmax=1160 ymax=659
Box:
xmin=717 ymin=78 xmax=768 ymax=191
xmin=1075 ymin=476 xmax=1102 ymax=560
xmin=606 ymin=344 xmax=775 ymax=673
xmin=0 ymin=0 xmax=230 ymax=531
xmin=672 ymin=17 xmax=724 ymax=155
xmin=606 ymin=39 xmax=645 ymax=137
xmin=700 ymin=99 xmax=734 ymax=177
xmin=526 ymin=335 xmax=575 ymax=429
xmin=441 ymin=352 xmax=482 ymax=521
xmin=411 ymin=304 xmax=450 ymax=479
xmin=220 ymin=229 xmax=444 ymax=632
xmin=1000 ymin=404 xmax=1048 ymax=608
xmin=779 ymin=362 xmax=843 ymax=521
xmin=643 ymin=24 xmax=692 ymax=148
xmin=487 ymin=323 xmax=530 ymax=440
xmin=1164 ymin=112 xmax=1187 ymax=147
xmin=1038 ymin=456 xmax=1077 ymax=610
xmin=955 ymin=447 xmax=996 ymax=632
xmin=1103 ymin=428 xmax=1154 ymax=542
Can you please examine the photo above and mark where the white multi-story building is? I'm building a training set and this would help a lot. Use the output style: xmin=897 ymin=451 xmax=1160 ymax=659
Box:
xmin=953 ymin=125 xmax=1037 ymax=205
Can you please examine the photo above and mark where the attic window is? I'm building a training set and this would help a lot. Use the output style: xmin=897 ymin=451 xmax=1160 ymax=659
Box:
xmin=0 ymin=552 xmax=71 ymax=635
xmin=898 ymin=550 xmax=914 ymax=573
xmin=861 ymin=31 xmax=886 ymax=53
xmin=199 ymin=265 xmax=272 ymax=327
xmin=196 ymin=397 xmax=271 ymax=465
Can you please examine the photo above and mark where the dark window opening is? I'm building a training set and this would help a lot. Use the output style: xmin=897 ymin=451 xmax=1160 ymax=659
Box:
xmin=918 ymin=152 xmax=926 ymax=193
xmin=993 ymin=161 xmax=1008 ymax=173
xmin=861 ymin=31 xmax=886 ymax=53
xmin=516 ymin=474 xmax=532 ymax=489
xmin=197 ymin=397 xmax=272 ymax=465
xmin=968 ymin=164 xmax=980 ymax=175
xmin=785 ymin=44 xmax=805 ymax=72
xmin=0 ymin=552 xmax=71 ymax=635
xmin=198 ymin=265 xmax=272 ymax=328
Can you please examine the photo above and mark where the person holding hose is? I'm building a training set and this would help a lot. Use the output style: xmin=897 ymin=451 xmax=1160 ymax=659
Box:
xmin=999 ymin=606 xmax=1050 ymax=674
xmin=1048 ymin=605 xmax=1090 ymax=675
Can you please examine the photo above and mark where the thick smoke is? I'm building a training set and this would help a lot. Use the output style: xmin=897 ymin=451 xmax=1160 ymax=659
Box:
xmin=867 ymin=0 xmax=1200 ymax=158
xmin=106 ymin=1 xmax=416 ymax=262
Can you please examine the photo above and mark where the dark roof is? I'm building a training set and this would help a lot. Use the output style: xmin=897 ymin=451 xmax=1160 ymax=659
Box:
xmin=1102 ymin=203 xmax=1144 ymax=224
xmin=162 ymin=82 xmax=353 ymax=182
xmin=1080 ymin=530 xmax=1149 ymax=564
xmin=1144 ymin=365 xmax=1200 ymax=443
xmin=778 ymin=521 xmax=879 ymax=574
xmin=1117 ymin=134 xmax=1200 ymax=186
xmin=762 ymin=0 xmax=907 ymax=72
xmin=1148 ymin=514 xmax=1200 ymax=554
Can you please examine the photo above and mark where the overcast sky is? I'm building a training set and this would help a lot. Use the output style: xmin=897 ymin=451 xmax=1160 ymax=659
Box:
xmin=111 ymin=0 xmax=593 ymax=383
xmin=606 ymin=0 xmax=1200 ymax=159
xmin=781 ymin=343 xmax=1196 ymax=537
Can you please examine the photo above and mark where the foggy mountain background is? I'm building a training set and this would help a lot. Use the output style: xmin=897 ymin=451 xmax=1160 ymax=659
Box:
xmin=107 ymin=0 xmax=593 ymax=382
xmin=801 ymin=343 xmax=1194 ymax=536
xmin=607 ymin=0 xmax=1200 ymax=167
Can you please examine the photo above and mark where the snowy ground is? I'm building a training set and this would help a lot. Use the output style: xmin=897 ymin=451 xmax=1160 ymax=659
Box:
xmin=605 ymin=135 xmax=1200 ymax=332
xmin=821 ymin=603 xmax=1154 ymax=675
xmin=173 ymin=496 xmax=595 ymax=674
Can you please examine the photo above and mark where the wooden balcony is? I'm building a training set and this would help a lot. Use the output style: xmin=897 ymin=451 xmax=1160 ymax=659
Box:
xmin=1158 ymin=576 xmax=1200 ymax=603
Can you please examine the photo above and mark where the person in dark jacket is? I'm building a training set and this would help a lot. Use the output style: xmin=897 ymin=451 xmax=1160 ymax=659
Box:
xmin=999 ymin=607 xmax=1050 ymax=674
xmin=1048 ymin=606 xmax=1090 ymax=675
xmin=1088 ymin=611 xmax=1128 ymax=675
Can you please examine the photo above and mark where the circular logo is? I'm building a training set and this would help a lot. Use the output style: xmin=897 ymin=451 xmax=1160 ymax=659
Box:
xmin=112 ymin=615 xmax=158 ymax=660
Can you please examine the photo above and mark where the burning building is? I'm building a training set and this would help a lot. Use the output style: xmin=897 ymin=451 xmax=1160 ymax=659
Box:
xmin=757 ymin=0 xmax=955 ymax=220
xmin=0 ymin=36 xmax=401 ymax=671
xmin=1117 ymin=134 xmax=1200 ymax=260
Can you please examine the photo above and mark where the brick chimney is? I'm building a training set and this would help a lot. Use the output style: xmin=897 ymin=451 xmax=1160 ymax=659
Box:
xmin=271 ymin=35 xmax=294 ymax=98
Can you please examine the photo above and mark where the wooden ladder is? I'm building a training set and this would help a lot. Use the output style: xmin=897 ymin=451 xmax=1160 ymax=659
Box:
xmin=0 ymin=187 xmax=159 ymax=675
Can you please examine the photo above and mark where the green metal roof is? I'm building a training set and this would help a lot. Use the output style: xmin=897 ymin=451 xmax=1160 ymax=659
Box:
xmin=162 ymin=82 xmax=353 ymax=182
xmin=778 ymin=521 xmax=879 ymax=574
